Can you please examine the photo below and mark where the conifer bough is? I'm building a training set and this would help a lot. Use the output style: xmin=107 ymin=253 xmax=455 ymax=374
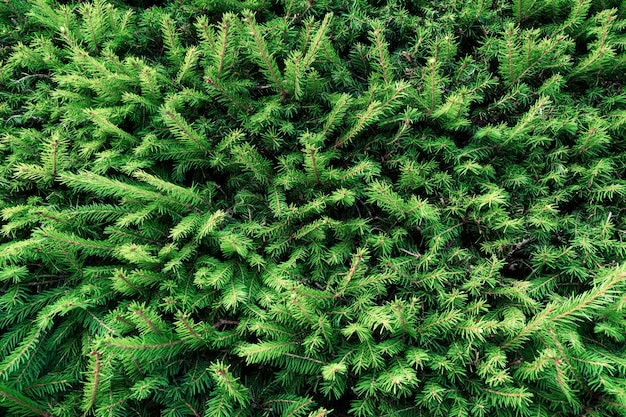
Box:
xmin=1 ymin=0 xmax=626 ymax=416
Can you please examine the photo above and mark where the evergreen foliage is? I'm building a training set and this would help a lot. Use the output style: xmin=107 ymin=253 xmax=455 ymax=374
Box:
xmin=1 ymin=0 xmax=626 ymax=416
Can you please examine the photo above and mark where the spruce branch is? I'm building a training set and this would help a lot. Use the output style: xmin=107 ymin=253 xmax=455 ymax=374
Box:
xmin=336 ymin=247 xmax=367 ymax=296
xmin=0 ymin=383 xmax=50 ymax=417
xmin=0 ymin=328 xmax=42 ymax=382
xmin=176 ymin=46 xmax=200 ymax=84
xmin=332 ymin=101 xmax=383 ymax=149
xmin=81 ymin=351 xmax=101 ymax=416
xmin=160 ymin=14 xmax=184 ymax=68
xmin=161 ymin=102 xmax=211 ymax=153
xmin=243 ymin=12 xmax=287 ymax=98
xmin=301 ymin=13 xmax=333 ymax=69
xmin=321 ymin=93 xmax=352 ymax=138
xmin=368 ymin=20 xmax=393 ymax=83
xmin=204 ymin=73 xmax=252 ymax=112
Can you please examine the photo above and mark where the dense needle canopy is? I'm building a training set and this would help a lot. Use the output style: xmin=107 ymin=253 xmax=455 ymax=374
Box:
xmin=1 ymin=0 xmax=626 ymax=416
